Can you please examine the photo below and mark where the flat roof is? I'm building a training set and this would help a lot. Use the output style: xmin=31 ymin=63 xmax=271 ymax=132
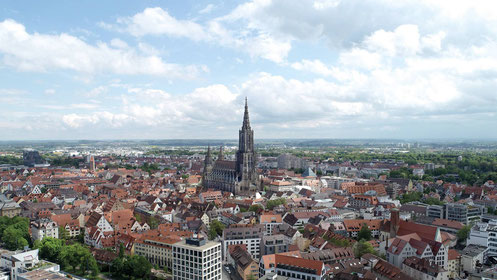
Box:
xmin=173 ymin=239 xmax=221 ymax=251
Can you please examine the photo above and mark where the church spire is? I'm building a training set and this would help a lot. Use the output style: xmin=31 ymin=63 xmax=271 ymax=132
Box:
xmin=242 ymin=97 xmax=251 ymax=129
xmin=218 ymin=145 xmax=224 ymax=161
xmin=204 ymin=145 xmax=212 ymax=165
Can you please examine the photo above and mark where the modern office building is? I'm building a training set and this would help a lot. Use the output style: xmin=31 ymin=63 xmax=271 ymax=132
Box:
xmin=426 ymin=205 xmax=445 ymax=219
xmin=467 ymin=219 xmax=497 ymax=257
xmin=172 ymin=237 xmax=222 ymax=280
xmin=222 ymin=224 xmax=264 ymax=261
xmin=445 ymin=203 xmax=484 ymax=225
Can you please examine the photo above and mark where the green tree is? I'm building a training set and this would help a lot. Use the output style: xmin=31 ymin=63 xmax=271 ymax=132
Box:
xmin=147 ymin=216 xmax=159 ymax=229
xmin=248 ymin=204 xmax=263 ymax=212
xmin=123 ymin=255 xmax=152 ymax=279
xmin=34 ymin=237 xmax=65 ymax=263
xmin=2 ymin=226 xmax=28 ymax=250
xmin=457 ymin=225 xmax=471 ymax=242
xmin=208 ymin=220 xmax=225 ymax=240
xmin=357 ymin=224 xmax=372 ymax=241
xmin=59 ymin=243 xmax=99 ymax=276
xmin=119 ymin=243 xmax=125 ymax=259
xmin=111 ymin=254 xmax=152 ymax=279
xmin=266 ymin=198 xmax=287 ymax=210
xmin=354 ymin=239 xmax=375 ymax=258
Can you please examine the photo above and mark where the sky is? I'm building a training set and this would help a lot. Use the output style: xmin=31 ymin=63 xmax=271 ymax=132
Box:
xmin=1 ymin=0 xmax=497 ymax=140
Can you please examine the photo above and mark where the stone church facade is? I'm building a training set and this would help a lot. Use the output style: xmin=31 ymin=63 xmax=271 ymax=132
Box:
xmin=202 ymin=98 xmax=259 ymax=195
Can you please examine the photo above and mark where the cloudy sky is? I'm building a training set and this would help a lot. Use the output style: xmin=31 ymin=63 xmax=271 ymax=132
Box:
xmin=1 ymin=0 xmax=497 ymax=140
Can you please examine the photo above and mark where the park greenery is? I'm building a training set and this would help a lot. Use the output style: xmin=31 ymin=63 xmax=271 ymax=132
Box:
xmin=42 ymin=155 xmax=85 ymax=168
xmin=110 ymin=244 xmax=152 ymax=280
xmin=141 ymin=162 xmax=160 ymax=174
xmin=0 ymin=155 xmax=22 ymax=165
xmin=0 ymin=216 xmax=31 ymax=250
xmin=34 ymin=237 xmax=99 ymax=278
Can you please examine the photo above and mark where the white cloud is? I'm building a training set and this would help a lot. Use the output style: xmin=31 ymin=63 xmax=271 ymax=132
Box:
xmin=44 ymin=89 xmax=56 ymax=95
xmin=122 ymin=7 xmax=207 ymax=40
xmin=62 ymin=112 xmax=129 ymax=128
xmin=0 ymin=19 xmax=206 ymax=79
xmin=199 ymin=4 xmax=215 ymax=15
xmin=111 ymin=7 xmax=292 ymax=63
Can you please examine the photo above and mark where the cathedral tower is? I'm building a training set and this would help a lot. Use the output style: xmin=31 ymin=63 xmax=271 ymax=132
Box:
xmin=236 ymin=98 xmax=258 ymax=193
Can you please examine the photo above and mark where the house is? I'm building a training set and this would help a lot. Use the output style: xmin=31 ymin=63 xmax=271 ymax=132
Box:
xmin=274 ymin=254 xmax=326 ymax=280
xmin=372 ymin=258 xmax=414 ymax=280
xmin=259 ymin=251 xmax=302 ymax=277
xmin=447 ymin=249 xmax=461 ymax=279
xmin=134 ymin=235 xmax=181 ymax=268
xmin=343 ymin=219 xmax=382 ymax=238
xmin=31 ymin=219 xmax=59 ymax=241
xmin=85 ymin=211 xmax=113 ymax=233
xmin=260 ymin=214 xmax=283 ymax=236
xmin=229 ymin=245 xmax=259 ymax=280
xmin=402 ymin=256 xmax=448 ymax=280
xmin=461 ymin=245 xmax=487 ymax=274
xmin=51 ymin=214 xmax=81 ymax=238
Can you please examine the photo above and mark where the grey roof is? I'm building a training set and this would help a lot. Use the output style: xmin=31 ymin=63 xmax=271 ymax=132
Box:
xmin=462 ymin=245 xmax=487 ymax=257
xmin=302 ymin=167 xmax=316 ymax=177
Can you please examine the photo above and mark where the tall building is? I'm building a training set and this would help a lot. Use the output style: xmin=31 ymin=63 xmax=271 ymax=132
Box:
xmin=222 ymin=224 xmax=264 ymax=261
xmin=203 ymin=98 xmax=259 ymax=195
xmin=172 ymin=236 xmax=222 ymax=280
xmin=22 ymin=150 xmax=44 ymax=167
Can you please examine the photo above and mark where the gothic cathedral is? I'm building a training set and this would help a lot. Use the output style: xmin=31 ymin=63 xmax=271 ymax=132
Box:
xmin=202 ymin=98 xmax=259 ymax=195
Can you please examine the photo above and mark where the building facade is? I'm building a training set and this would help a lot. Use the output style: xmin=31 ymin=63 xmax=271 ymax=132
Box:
xmin=31 ymin=219 xmax=59 ymax=241
xmin=222 ymin=224 xmax=264 ymax=261
xmin=203 ymin=99 xmax=259 ymax=195
xmin=172 ymin=237 xmax=222 ymax=280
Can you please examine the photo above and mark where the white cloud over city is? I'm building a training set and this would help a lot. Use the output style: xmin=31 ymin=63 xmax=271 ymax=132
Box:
xmin=1 ymin=0 xmax=497 ymax=139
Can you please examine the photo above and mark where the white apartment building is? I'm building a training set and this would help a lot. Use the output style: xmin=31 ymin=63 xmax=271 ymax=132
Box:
xmin=172 ymin=237 xmax=222 ymax=280
xmin=30 ymin=219 xmax=59 ymax=241
xmin=467 ymin=220 xmax=497 ymax=257
xmin=222 ymin=225 xmax=264 ymax=261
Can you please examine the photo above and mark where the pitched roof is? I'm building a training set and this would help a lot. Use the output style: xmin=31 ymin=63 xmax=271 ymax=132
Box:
xmin=275 ymin=254 xmax=324 ymax=276
xmin=86 ymin=212 xmax=103 ymax=228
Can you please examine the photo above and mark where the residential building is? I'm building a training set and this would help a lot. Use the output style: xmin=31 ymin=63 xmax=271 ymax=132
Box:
xmin=0 ymin=195 xmax=21 ymax=218
xmin=343 ymin=219 xmax=381 ymax=238
xmin=260 ymin=214 xmax=283 ymax=236
xmin=274 ymin=254 xmax=326 ymax=280
xmin=261 ymin=234 xmax=289 ymax=256
xmin=222 ymin=224 xmax=264 ymax=261
xmin=467 ymin=220 xmax=497 ymax=257
xmin=402 ymin=256 xmax=448 ymax=280
xmin=447 ymin=249 xmax=461 ymax=279
xmin=134 ymin=235 xmax=181 ymax=269
xmin=229 ymin=245 xmax=259 ymax=280
xmin=30 ymin=219 xmax=59 ymax=241
xmin=461 ymin=245 xmax=487 ymax=274
xmin=172 ymin=237 xmax=222 ymax=280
